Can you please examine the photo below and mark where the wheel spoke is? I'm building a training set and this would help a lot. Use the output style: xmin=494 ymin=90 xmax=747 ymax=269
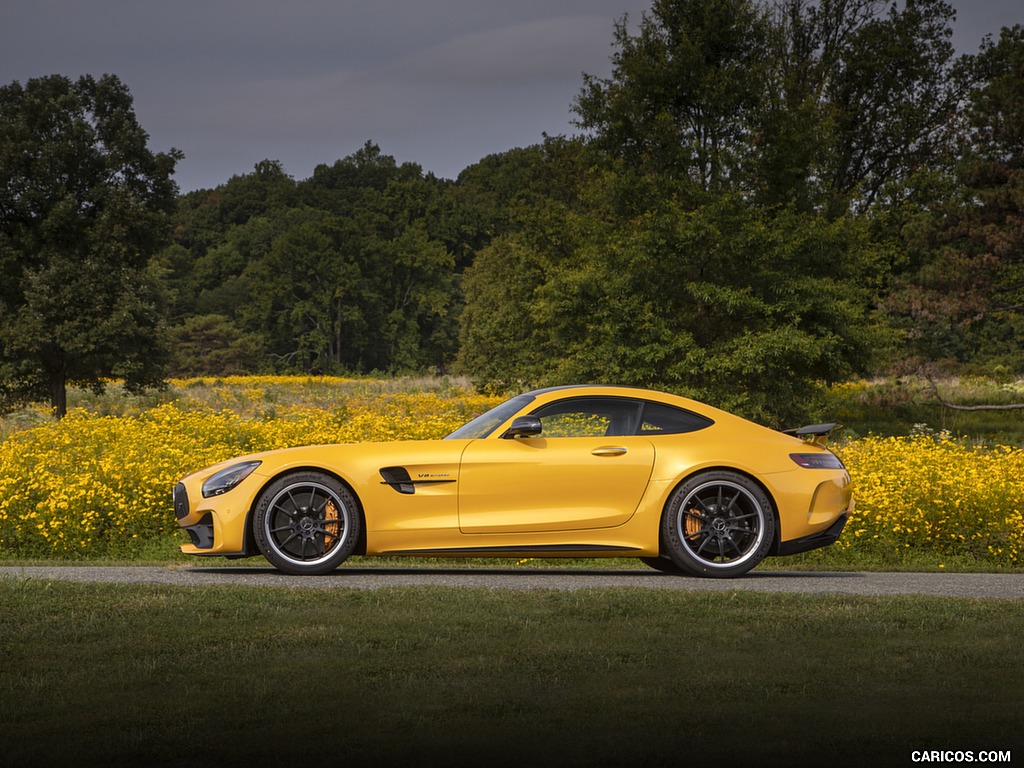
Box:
xmin=271 ymin=503 xmax=298 ymax=519
xmin=695 ymin=535 xmax=716 ymax=555
xmin=693 ymin=496 xmax=714 ymax=516
xmin=311 ymin=523 xmax=340 ymax=538
xmin=724 ymin=491 xmax=742 ymax=513
xmin=722 ymin=534 xmax=743 ymax=556
xmin=729 ymin=511 xmax=758 ymax=522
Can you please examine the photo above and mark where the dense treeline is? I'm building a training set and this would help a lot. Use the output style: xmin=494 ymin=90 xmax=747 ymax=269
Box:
xmin=2 ymin=0 xmax=1023 ymax=425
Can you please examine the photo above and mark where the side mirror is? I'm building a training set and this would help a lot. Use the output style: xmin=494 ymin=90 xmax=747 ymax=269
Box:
xmin=502 ymin=415 xmax=542 ymax=439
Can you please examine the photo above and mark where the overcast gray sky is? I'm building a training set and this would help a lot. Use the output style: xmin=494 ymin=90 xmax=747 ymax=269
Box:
xmin=2 ymin=0 xmax=1021 ymax=192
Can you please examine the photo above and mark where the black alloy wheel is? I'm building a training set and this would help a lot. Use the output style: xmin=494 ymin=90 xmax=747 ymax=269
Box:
xmin=253 ymin=471 xmax=361 ymax=575
xmin=662 ymin=471 xmax=775 ymax=578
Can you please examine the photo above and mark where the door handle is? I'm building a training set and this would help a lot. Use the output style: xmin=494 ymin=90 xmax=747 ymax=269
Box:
xmin=591 ymin=446 xmax=628 ymax=457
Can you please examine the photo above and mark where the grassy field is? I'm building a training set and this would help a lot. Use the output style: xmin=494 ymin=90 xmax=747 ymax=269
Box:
xmin=1 ymin=578 xmax=1020 ymax=768
xmin=4 ymin=372 xmax=1023 ymax=441
xmin=827 ymin=376 xmax=1024 ymax=443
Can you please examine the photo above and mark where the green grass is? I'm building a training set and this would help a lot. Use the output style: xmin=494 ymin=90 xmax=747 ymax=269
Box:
xmin=1 ymin=579 xmax=1020 ymax=768
xmin=827 ymin=376 xmax=1024 ymax=443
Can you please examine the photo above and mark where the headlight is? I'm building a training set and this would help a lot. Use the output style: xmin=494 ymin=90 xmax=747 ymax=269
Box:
xmin=202 ymin=461 xmax=262 ymax=498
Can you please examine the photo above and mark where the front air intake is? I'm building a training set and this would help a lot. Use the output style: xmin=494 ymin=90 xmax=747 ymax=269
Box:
xmin=173 ymin=482 xmax=190 ymax=519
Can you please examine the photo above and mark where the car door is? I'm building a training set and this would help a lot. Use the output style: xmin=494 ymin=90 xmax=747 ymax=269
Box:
xmin=457 ymin=397 xmax=656 ymax=534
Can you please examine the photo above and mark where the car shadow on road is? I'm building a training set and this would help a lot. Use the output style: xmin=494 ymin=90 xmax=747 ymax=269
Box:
xmin=184 ymin=565 xmax=865 ymax=579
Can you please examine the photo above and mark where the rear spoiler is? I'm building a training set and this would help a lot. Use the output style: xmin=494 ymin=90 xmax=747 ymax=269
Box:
xmin=782 ymin=423 xmax=840 ymax=447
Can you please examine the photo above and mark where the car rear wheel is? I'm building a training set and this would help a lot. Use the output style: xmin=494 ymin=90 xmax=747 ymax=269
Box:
xmin=253 ymin=471 xmax=361 ymax=575
xmin=662 ymin=471 xmax=775 ymax=578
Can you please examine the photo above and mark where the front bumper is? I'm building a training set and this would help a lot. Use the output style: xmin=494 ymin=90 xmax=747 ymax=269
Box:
xmin=173 ymin=478 xmax=257 ymax=558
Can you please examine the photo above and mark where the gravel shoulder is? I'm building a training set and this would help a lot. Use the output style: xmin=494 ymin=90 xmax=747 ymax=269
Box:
xmin=1 ymin=565 xmax=1022 ymax=599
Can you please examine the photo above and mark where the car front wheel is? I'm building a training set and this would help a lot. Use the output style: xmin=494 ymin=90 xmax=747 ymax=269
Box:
xmin=662 ymin=471 xmax=775 ymax=578
xmin=253 ymin=471 xmax=361 ymax=575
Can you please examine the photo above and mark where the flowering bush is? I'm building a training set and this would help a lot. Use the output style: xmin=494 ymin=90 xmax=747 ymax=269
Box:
xmin=1 ymin=379 xmax=1021 ymax=566
xmin=0 ymin=389 xmax=499 ymax=557
xmin=835 ymin=434 xmax=1024 ymax=565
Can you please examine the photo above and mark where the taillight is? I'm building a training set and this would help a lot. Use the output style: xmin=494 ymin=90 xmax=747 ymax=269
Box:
xmin=790 ymin=452 xmax=844 ymax=469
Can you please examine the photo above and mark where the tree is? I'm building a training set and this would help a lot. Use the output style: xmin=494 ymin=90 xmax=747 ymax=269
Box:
xmin=573 ymin=0 xmax=969 ymax=215
xmin=459 ymin=182 xmax=883 ymax=424
xmin=886 ymin=25 xmax=1024 ymax=371
xmin=459 ymin=0 xmax=959 ymax=422
xmin=0 ymin=74 xmax=181 ymax=417
xmin=574 ymin=0 xmax=770 ymax=202
xmin=167 ymin=314 xmax=264 ymax=377
xmin=457 ymin=233 xmax=554 ymax=392
xmin=815 ymin=0 xmax=968 ymax=213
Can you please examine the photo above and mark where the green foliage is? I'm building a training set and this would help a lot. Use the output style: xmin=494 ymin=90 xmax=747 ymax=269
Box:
xmin=4 ymin=4 xmax=1007 ymax=414
xmin=167 ymin=315 xmax=264 ymax=376
xmin=885 ymin=25 xmax=1024 ymax=372
xmin=575 ymin=0 xmax=968 ymax=215
xmin=457 ymin=234 xmax=551 ymax=393
xmin=0 ymin=74 xmax=181 ymax=417
xmin=459 ymin=181 xmax=885 ymax=424
xmin=575 ymin=0 xmax=771 ymax=198
xmin=164 ymin=144 xmax=458 ymax=376
xmin=452 ymin=0 xmax=992 ymax=421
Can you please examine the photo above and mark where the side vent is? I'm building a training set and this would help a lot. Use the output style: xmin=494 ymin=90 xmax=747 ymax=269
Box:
xmin=380 ymin=467 xmax=415 ymax=495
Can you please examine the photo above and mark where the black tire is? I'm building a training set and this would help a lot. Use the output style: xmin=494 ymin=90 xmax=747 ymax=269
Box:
xmin=638 ymin=556 xmax=693 ymax=575
xmin=252 ymin=471 xmax=361 ymax=575
xmin=662 ymin=471 xmax=775 ymax=578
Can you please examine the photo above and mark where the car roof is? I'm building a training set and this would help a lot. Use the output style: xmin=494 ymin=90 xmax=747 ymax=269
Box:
xmin=522 ymin=384 xmax=655 ymax=397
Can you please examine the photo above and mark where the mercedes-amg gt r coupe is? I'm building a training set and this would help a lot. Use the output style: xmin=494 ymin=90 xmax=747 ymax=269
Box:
xmin=173 ymin=385 xmax=852 ymax=578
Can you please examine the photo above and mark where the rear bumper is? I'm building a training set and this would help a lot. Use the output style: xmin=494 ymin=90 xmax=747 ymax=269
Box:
xmin=776 ymin=513 xmax=849 ymax=556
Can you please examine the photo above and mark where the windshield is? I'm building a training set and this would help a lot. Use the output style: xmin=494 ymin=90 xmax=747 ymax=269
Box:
xmin=444 ymin=395 xmax=535 ymax=440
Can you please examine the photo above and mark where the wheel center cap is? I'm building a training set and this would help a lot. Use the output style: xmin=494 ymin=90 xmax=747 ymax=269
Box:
xmin=299 ymin=517 xmax=315 ymax=532
xmin=711 ymin=518 xmax=728 ymax=534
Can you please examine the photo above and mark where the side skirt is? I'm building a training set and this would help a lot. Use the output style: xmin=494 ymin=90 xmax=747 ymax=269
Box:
xmin=378 ymin=544 xmax=641 ymax=557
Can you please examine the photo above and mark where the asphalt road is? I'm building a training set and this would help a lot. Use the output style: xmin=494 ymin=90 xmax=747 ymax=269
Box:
xmin=1 ymin=565 xmax=1021 ymax=599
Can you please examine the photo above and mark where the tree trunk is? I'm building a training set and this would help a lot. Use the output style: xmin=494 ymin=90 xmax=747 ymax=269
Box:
xmin=47 ymin=359 xmax=67 ymax=419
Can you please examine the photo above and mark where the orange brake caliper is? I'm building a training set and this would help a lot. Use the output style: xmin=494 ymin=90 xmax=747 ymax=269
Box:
xmin=685 ymin=507 xmax=702 ymax=539
xmin=323 ymin=500 xmax=339 ymax=552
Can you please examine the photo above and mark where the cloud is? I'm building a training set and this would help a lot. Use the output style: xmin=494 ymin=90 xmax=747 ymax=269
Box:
xmin=164 ymin=14 xmax=616 ymax=151
xmin=394 ymin=15 xmax=617 ymax=87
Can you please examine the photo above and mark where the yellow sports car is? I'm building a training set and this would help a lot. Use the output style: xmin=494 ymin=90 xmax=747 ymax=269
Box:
xmin=172 ymin=385 xmax=852 ymax=578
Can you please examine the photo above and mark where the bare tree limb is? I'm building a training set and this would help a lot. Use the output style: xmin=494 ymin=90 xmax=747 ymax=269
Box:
xmin=920 ymin=369 xmax=1024 ymax=411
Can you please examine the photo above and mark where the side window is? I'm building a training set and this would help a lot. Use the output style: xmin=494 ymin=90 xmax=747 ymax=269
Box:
xmin=532 ymin=398 xmax=642 ymax=438
xmin=638 ymin=402 xmax=714 ymax=434
xmin=540 ymin=412 xmax=611 ymax=438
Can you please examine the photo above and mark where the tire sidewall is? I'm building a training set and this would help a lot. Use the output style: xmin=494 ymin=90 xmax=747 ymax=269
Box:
xmin=662 ymin=470 xmax=776 ymax=578
xmin=253 ymin=471 xmax=361 ymax=575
